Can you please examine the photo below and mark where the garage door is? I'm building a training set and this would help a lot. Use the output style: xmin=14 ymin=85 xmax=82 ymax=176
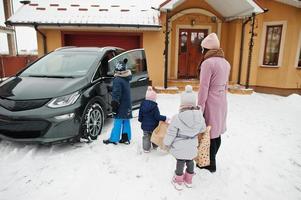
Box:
xmin=63 ymin=33 xmax=141 ymax=50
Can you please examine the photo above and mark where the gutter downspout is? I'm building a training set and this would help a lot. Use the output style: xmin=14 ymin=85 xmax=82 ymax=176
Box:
xmin=245 ymin=8 xmax=268 ymax=89
xmin=34 ymin=24 xmax=47 ymax=54
xmin=245 ymin=13 xmax=256 ymax=89
xmin=164 ymin=10 xmax=170 ymax=89
xmin=238 ymin=17 xmax=251 ymax=84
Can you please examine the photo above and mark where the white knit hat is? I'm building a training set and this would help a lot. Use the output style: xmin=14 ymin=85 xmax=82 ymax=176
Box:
xmin=201 ymin=33 xmax=220 ymax=50
xmin=180 ymin=85 xmax=196 ymax=107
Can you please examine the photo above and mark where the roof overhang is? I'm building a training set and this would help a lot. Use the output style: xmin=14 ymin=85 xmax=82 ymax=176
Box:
xmin=6 ymin=0 xmax=162 ymax=31
xmin=274 ymin=0 xmax=301 ymax=8
xmin=5 ymin=22 xmax=162 ymax=31
xmin=0 ymin=26 xmax=14 ymax=34
xmin=160 ymin=0 xmax=264 ymax=21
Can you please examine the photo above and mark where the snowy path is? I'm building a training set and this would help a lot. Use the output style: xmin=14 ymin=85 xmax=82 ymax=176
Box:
xmin=0 ymin=93 xmax=300 ymax=200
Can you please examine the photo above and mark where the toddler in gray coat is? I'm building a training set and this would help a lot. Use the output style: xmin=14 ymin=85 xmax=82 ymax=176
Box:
xmin=163 ymin=85 xmax=206 ymax=190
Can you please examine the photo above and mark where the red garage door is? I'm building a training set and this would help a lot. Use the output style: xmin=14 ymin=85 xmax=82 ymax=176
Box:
xmin=63 ymin=33 xmax=141 ymax=50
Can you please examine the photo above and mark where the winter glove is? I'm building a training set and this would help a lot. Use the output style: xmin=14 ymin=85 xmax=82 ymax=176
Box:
xmin=111 ymin=100 xmax=120 ymax=114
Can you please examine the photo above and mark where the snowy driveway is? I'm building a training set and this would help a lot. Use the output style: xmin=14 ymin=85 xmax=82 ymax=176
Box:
xmin=0 ymin=93 xmax=300 ymax=200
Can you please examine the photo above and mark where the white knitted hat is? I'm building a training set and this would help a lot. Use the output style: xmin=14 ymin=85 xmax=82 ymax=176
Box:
xmin=201 ymin=33 xmax=220 ymax=50
xmin=180 ymin=85 xmax=196 ymax=107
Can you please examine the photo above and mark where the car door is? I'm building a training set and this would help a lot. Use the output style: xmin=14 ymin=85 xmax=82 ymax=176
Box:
xmin=108 ymin=49 xmax=149 ymax=109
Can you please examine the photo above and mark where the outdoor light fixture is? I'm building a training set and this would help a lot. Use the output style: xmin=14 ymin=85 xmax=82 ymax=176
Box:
xmin=191 ymin=19 xmax=196 ymax=26
xmin=211 ymin=16 xmax=217 ymax=23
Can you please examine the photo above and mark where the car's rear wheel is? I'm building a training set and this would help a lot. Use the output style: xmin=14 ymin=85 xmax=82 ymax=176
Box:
xmin=80 ymin=101 xmax=104 ymax=141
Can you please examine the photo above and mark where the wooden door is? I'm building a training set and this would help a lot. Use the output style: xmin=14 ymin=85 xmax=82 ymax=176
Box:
xmin=178 ymin=29 xmax=208 ymax=79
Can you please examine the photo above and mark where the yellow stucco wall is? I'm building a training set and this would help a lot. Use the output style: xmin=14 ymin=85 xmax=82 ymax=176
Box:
xmin=37 ymin=29 xmax=62 ymax=56
xmin=143 ymin=30 xmax=165 ymax=87
xmin=241 ymin=0 xmax=301 ymax=89
xmin=223 ymin=20 xmax=242 ymax=83
xmin=225 ymin=0 xmax=301 ymax=89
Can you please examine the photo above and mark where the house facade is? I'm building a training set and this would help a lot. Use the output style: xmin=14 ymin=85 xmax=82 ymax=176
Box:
xmin=7 ymin=0 xmax=301 ymax=95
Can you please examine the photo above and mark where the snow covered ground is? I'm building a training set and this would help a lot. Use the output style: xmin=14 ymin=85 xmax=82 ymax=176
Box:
xmin=0 ymin=93 xmax=301 ymax=200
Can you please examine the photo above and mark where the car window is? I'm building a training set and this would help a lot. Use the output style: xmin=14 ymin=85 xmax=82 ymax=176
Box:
xmin=108 ymin=49 xmax=147 ymax=76
xmin=92 ymin=51 xmax=116 ymax=81
xmin=20 ymin=51 xmax=99 ymax=77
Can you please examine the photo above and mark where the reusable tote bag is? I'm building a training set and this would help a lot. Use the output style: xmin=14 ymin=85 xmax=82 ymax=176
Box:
xmin=150 ymin=121 xmax=169 ymax=150
xmin=195 ymin=126 xmax=211 ymax=167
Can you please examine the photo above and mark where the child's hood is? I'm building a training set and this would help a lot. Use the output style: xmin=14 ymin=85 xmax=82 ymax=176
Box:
xmin=174 ymin=110 xmax=206 ymax=137
xmin=140 ymin=100 xmax=158 ymax=113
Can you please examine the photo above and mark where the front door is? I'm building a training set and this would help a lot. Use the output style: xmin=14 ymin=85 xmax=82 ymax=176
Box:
xmin=178 ymin=29 xmax=208 ymax=79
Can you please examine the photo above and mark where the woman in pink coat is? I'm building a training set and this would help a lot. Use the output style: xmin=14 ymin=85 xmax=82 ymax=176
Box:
xmin=197 ymin=33 xmax=230 ymax=172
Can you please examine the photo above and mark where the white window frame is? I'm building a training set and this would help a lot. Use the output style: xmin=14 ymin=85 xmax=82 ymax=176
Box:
xmin=259 ymin=21 xmax=287 ymax=68
xmin=296 ymin=31 xmax=301 ymax=68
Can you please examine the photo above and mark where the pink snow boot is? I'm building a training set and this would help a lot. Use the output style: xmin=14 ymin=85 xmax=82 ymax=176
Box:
xmin=172 ymin=174 xmax=184 ymax=190
xmin=183 ymin=172 xmax=194 ymax=188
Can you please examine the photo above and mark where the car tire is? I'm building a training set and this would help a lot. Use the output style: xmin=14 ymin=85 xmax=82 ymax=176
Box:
xmin=80 ymin=100 xmax=104 ymax=141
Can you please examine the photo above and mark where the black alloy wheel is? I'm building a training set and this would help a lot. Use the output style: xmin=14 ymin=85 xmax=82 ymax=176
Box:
xmin=80 ymin=101 xmax=104 ymax=141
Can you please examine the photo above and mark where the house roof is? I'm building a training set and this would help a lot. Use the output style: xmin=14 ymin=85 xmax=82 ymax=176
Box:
xmin=274 ymin=0 xmax=301 ymax=8
xmin=0 ymin=26 xmax=14 ymax=34
xmin=160 ymin=0 xmax=264 ymax=21
xmin=6 ymin=0 xmax=163 ymax=30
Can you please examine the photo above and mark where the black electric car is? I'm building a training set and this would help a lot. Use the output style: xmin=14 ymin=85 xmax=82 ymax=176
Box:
xmin=0 ymin=47 xmax=149 ymax=144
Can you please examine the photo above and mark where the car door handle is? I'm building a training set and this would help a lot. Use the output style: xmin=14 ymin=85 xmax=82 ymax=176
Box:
xmin=137 ymin=77 xmax=147 ymax=82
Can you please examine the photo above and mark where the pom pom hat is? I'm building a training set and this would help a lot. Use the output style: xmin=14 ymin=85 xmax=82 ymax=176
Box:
xmin=180 ymin=85 xmax=196 ymax=107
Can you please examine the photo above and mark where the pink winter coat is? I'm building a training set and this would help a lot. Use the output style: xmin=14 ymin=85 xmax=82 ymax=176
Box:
xmin=198 ymin=56 xmax=230 ymax=139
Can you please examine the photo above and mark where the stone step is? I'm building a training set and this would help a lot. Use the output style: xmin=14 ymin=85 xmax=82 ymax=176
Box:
xmin=154 ymin=86 xmax=179 ymax=94
xmin=154 ymin=84 xmax=253 ymax=95
xmin=168 ymin=79 xmax=200 ymax=87
xmin=228 ymin=84 xmax=253 ymax=95
xmin=177 ymin=85 xmax=199 ymax=91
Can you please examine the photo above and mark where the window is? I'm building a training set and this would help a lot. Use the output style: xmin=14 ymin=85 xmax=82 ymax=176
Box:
xmin=260 ymin=21 xmax=287 ymax=67
xmin=263 ymin=25 xmax=283 ymax=66
xmin=108 ymin=49 xmax=147 ymax=75
xmin=20 ymin=52 xmax=98 ymax=77
xmin=180 ymin=31 xmax=188 ymax=53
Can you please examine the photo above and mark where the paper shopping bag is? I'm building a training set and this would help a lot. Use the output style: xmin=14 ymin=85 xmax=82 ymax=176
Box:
xmin=150 ymin=121 xmax=169 ymax=150
xmin=195 ymin=126 xmax=211 ymax=167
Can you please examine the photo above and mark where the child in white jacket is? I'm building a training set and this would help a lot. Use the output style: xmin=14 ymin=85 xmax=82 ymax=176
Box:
xmin=164 ymin=85 xmax=206 ymax=190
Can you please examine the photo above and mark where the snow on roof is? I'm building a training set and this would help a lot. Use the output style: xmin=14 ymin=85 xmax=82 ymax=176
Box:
xmin=160 ymin=0 xmax=264 ymax=21
xmin=274 ymin=0 xmax=301 ymax=8
xmin=7 ymin=0 xmax=163 ymax=29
